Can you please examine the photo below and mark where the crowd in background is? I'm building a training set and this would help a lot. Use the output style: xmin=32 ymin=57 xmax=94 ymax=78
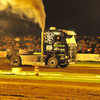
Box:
xmin=0 ymin=35 xmax=41 ymax=53
xmin=0 ymin=34 xmax=100 ymax=54
xmin=76 ymin=36 xmax=100 ymax=54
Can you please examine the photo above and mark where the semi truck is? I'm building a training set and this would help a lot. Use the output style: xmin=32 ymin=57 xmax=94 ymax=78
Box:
xmin=7 ymin=27 xmax=77 ymax=68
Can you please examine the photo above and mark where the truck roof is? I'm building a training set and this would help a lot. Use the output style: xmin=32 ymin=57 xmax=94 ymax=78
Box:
xmin=47 ymin=27 xmax=76 ymax=35
xmin=62 ymin=30 xmax=76 ymax=35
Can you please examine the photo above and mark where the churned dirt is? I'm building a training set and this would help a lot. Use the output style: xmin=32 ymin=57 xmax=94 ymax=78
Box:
xmin=0 ymin=59 xmax=100 ymax=100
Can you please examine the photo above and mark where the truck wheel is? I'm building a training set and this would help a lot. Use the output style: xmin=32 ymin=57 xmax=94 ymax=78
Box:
xmin=60 ymin=64 xmax=68 ymax=68
xmin=60 ymin=61 xmax=69 ymax=68
xmin=10 ymin=56 xmax=21 ymax=67
xmin=47 ymin=57 xmax=58 ymax=68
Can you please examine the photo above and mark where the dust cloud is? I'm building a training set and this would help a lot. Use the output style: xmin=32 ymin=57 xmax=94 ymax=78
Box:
xmin=0 ymin=0 xmax=46 ymax=31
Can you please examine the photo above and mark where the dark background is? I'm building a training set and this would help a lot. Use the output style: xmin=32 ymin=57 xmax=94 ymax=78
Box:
xmin=0 ymin=0 xmax=100 ymax=36
xmin=43 ymin=0 xmax=100 ymax=36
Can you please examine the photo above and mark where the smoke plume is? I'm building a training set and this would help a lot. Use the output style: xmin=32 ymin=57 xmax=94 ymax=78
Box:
xmin=0 ymin=0 xmax=46 ymax=31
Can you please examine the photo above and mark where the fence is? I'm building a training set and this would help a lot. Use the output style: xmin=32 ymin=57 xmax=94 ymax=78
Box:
xmin=77 ymin=54 xmax=100 ymax=61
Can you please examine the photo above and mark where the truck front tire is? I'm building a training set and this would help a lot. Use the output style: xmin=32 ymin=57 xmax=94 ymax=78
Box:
xmin=10 ymin=56 xmax=21 ymax=67
xmin=47 ymin=57 xmax=58 ymax=68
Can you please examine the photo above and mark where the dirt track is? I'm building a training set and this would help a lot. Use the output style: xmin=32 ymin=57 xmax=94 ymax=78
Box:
xmin=0 ymin=61 xmax=100 ymax=100
xmin=1 ymin=61 xmax=100 ymax=74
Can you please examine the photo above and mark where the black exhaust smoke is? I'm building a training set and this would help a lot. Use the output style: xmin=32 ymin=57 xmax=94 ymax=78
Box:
xmin=0 ymin=0 xmax=46 ymax=30
xmin=0 ymin=0 xmax=46 ymax=36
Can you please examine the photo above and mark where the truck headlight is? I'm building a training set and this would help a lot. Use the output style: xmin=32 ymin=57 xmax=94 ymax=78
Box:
xmin=65 ymin=56 xmax=68 ymax=59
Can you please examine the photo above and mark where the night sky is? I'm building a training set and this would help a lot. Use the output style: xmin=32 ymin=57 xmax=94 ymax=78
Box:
xmin=0 ymin=0 xmax=100 ymax=36
xmin=43 ymin=0 xmax=100 ymax=36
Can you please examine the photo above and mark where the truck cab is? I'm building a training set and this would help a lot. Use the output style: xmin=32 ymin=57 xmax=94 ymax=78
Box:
xmin=43 ymin=27 xmax=77 ymax=68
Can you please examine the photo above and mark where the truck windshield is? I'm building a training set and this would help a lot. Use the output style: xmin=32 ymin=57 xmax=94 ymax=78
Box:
xmin=66 ymin=35 xmax=76 ymax=43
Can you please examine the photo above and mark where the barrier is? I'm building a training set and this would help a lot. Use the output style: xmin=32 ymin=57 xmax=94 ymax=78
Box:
xmin=0 ymin=51 xmax=7 ymax=57
xmin=77 ymin=54 xmax=100 ymax=61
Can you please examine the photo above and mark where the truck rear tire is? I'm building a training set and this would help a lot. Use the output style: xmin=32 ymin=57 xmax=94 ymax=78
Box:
xmin=47 ymin=57 xmax=58 ymax=68
xmin=60 ymin=64 xmax=68 ymax=68
xmin=10 ymin=56 xmax=21 ymax=67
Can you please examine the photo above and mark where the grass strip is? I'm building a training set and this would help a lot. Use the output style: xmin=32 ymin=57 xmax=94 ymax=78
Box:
xmin=1 ymin=70 xmax=100 ymax=83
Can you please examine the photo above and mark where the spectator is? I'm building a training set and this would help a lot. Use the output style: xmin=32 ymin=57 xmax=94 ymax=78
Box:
xmin=6 ymin=46 xmax=13 ymax=53
xmin=82 ymin=44 xmax=86 ymax=53
xmin=0 ymin=35 xmax=4 ymax=41
xmin=86 ymin=44 xmax=93 ymax=53
xmin=98 ymin=48 xmax=100 ymax=54
xmin=91 ymin=41 xmax=96 ymax=53
xmin=14 ymin=36 xmax=20 ymax=43
xmin=21 ymin=43 xmax=27 ymax=49
xmin=0 ymin=46 xmax=2 ymax=51
xmin=96 ymin=43 xmax=100 ymax=49
xmin=77 ymin=48 xmax=82 ymax=53
xmin=80 ymin=44 xmax=83 ymax=53
xmin=38 ymin=47 xmax=41 ymax=53
xmin=86 ymin=40 xmax=90 ymax=45
xmin=1 ymin=45 xmax=7 ymax=51
xmin=83 ymin=35 xmax=88 ymax=41
xmin=94 ymin=48 xmax=99 ymax=54
xmin=10 ymin=40 xmax=15 ymax=46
